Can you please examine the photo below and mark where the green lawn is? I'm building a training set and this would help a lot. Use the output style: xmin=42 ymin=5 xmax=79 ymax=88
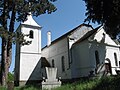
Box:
xmin=0 ymin=76 xmax=120 ymax=90
xmin=53 ymin=76 xmax=120 ymax=90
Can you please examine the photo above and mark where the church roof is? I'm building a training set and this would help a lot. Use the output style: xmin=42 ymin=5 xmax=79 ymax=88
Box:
xmin=21 ymin=13 xmax=41 ymax=28
xmin=73 ymin=26 xmax=120 ymax=46
xmin=52 ymin=24 xmax=93 ymax=43
xmin=72 ymin=29 xmax=97 ymax=45
xmin=42 ymin=24 xmax=93 ymax=49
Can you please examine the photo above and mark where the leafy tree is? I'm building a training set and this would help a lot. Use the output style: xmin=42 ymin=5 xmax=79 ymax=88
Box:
xmin=0 ymin=0 xmax=56 ymax=86
xmin=83 ymin=0 xmax=120 ymax=38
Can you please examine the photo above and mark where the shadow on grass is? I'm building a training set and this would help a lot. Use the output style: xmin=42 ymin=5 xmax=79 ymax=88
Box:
xmin=1 ymin=76 xmax=120 ymax=90
xmin=91 ymin=76 xmax=120 ymax=90
xmin=53 ymin=75 xmax=120 ymax=90
xmin=15 ymin=85 xmax=41 ymax=90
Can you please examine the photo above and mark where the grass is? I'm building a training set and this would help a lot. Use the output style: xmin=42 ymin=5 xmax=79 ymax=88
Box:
xmin=0 ymin=75 xmax=120 ymax=90
xmin=0 ymin=85 xmax=40 ymax=90
xmin=53 ymin=76 xmax=120 ymax=90
xmin=14 ymin=85 xmax=40 ymax=90
xmin=0 ymin=86 xmax=6 ymax=90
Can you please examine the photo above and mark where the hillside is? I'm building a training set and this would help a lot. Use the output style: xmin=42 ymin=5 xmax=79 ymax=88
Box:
xmin=54 ymin=76 xmax=120 ymax=90
xmin=0 ymin=76 xmax=120 ymax=90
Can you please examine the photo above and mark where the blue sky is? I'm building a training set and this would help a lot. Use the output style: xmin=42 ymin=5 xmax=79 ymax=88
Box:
xmin=34 ymin=0 xmax=98 ymax=47
xmin=8 ymin=0 xmax=98 ymax=72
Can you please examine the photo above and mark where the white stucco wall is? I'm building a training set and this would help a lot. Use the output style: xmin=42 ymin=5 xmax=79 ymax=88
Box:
xmin=71 ymin=27 xmax=120 ymax=78
xmin=20 ymin=54 xmax=41 ymax=80
xmin=42 ymin=25 xmax=93 ymax=79
xmin=20 ymin=27 xmax=41 ymax=82
xmin=92 ymin=27 xmax=120 ymax=74
xmin=71 ymin=40 xmax=93 ymax=78
xmin=71 ymin=39 xmax=120 ymax=77
xmin=42 ymin=25 xmax=93 ymax=80
xmin=19 ymin=25 xmax=42 ymax=81
xmin=69 ymin=26 xmax=92 ymax=48
xmin=88 ymin=41 xmax=106 ymax=75
xmin=20 ymin=26 xmax=41 ymax=53
xmin=42 ymin=37 xmax=71 ymax=79
xmin=89 ymin=43 xmax=120 ymax=75
xmin=93 ymin=27 xmax=118 ymax=46
xmin=15 ymin=15 xmax=42 ymax=86
xmin=105 ymin=46 xmax=120 ymax=75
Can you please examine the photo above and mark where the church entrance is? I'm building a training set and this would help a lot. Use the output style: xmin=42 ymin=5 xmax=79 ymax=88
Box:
xmin=104 ymin=58 xmax=112 ymax=76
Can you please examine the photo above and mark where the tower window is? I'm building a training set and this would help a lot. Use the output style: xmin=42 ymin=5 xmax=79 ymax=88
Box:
xmin=29 ymin=30 xmax=34 ymax=38
xmin=61 ymin=56 xmax=65 ymax=72
xmin=114 ymin=53 xmax=118 ymax=66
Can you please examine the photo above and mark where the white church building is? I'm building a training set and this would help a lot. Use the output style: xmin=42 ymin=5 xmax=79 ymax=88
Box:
xmin=14 ymin=14 xmax=120 ymax=86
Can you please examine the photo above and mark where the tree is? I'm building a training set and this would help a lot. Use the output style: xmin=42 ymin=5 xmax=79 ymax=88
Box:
xmin=0 ymin=0 xmax=57 ymax=86
xmin=83 ymin=0 xmax=120 ymax=38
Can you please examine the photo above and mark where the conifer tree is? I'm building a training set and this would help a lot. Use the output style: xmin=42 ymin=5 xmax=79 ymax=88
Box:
xmin=0 ymin=0 xmax=56 ymax=86
xmin=83 ymin=0 xmax=120 ymax=38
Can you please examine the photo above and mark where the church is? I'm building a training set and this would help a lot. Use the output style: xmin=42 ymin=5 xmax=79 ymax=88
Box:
xmin=14 ymin=14 xmax=120 ymax=86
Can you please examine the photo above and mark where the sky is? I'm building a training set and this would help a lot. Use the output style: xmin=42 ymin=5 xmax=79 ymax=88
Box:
xmin=7 ymin=0 xmax=98 ymax=72
xmin=34 ymin=0 xmax=98 ymax=47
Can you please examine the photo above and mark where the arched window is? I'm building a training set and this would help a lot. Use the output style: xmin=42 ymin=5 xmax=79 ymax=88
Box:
xmin=61 ymin=56 xmax=65 ymax=72
xmin=29 ymin=30 xmax=34 ymax=38
xmin=52 ymin=59 xmax=55 ymax=67
xmin=95 ymin=50 xmax=100 ymax=66
xmin=114 ymin=53 xmax=118 ymax=66
xmin=119 ymin=61 xmax=120 ymax=67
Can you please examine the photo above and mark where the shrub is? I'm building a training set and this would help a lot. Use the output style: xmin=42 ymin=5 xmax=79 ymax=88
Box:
xmin=8 ymin=72 xmax=14 ymax=82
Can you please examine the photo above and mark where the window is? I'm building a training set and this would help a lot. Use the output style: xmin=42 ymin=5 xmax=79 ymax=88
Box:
xmin=52 ymin=59 xmax=55 ymax=67
xmin=114 ymin=53 xmax=118 ymax=66
xmin=61 ymin=56 xmax=65 ymax=72
xmin=95 ymin=50 xmax=100 ymax=66
xmin=119 ymin=61 xmax=120 ymax=67
xmin=29 ymin=30 xmax=34 ymax=38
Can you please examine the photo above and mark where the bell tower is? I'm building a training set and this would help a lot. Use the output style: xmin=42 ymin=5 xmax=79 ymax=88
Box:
xmin=15 ymin=13 xmax=42 ymax=86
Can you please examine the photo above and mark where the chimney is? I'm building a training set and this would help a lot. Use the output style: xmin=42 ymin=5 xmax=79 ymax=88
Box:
xmin=47 ymin=31 xmax=51 ymax=46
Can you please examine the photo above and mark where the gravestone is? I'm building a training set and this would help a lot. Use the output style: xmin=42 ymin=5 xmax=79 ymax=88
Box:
xmin=41 ymin=67 xmax=61 ymax=90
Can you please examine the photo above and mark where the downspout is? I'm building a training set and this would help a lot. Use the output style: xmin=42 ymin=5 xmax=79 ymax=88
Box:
xmin=67 ymin=37 xmax=73 ymax=69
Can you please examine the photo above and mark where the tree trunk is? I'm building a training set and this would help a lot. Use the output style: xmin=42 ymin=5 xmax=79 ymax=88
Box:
xmin=0 ymin=0 xmax=9 ymax=86
xmin=7 ymin=0 xmax=16 ymax=69
xmin=0 ymin=39 xmax=8 ymax=86
xmin=0 ymin=1 xmax=16 ymax=86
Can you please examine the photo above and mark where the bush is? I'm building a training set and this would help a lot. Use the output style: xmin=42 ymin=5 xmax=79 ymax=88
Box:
xmin=8 ymin=72 xmax=14 ymax=82
xmin=0 ymin=86 xmax=6 ymax=90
